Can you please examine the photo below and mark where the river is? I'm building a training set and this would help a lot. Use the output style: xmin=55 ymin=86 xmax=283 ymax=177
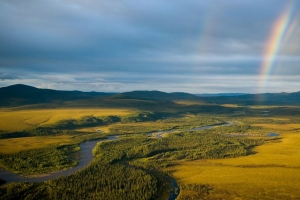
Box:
xmin=0 ymin=122 xmax=279 ymax=199
xmin=0 ymin=135 xmax=117 ymax=182
xmin=148 ymin=122 xmax=236 ymax=138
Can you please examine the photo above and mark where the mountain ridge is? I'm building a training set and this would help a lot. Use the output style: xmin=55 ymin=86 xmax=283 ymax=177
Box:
xmin=0 ymin=84 xmax=112 ymax=107
xmin=109 ymin=90 xmax=199 ymax=101
xmin=1 ymin=84 xmax=300 ymax=107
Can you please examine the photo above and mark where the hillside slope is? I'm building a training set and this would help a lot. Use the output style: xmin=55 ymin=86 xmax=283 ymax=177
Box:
xmin=0 ymin=84 xmax=111 ymax=106
xmin=109 ymin=90 xmax=199 ymax=101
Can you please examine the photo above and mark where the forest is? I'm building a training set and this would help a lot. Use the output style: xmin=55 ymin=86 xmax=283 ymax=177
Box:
xmin=0 ymin=164 xmax=158 ymax=200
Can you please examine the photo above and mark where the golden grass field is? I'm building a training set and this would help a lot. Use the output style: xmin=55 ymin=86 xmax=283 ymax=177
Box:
xmin=2 ymin=103 xmax=300 ymax=199
xmin=0 ymin=133 xmax=108 ymax=154
xmin=254 ymin=123 xmax=300 ymax=131
xmin=174 ymin=100 xmax=207 ymax=106
xmin=221 ymin=104 xmax=241 ymax=108
xmin=0 ymin=135 xmax=76 ymax=154
xmin=170 ymin=127 xmax=300 ymax=199
xmin=0 ymin=108 xmax=132 ymax=132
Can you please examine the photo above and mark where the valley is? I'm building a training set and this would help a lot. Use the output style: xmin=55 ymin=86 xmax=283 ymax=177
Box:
xmin=0 ymin=85 xmax=300 ymax=199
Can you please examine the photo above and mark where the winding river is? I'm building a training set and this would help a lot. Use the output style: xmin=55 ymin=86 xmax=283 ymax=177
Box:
xmin=0 ymin=135 xmax=118 ymax=182
xmin=0 ymin=122 xmax=279 ymax=199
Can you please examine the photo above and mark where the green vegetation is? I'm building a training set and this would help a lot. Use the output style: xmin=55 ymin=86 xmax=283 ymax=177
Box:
xmin=172 ymin=130 xmax=300 ymax=199
xmin=0 ymin=133 xmax=107 ymax=154
xmin=204 ymin=123 xmax=266 ymax=136
xmin=0 ymin=111 xmax=267 ymax=200
xmin=0 ymin=111 xmax=168 ymax=139
xmin=94 ymin=131 xmax=263 ymax=168
xmin=0 ymin=123 xmax=264 ymax=200
xmin=179 ymin=184 xmax=213 ymax=200
xmin=2 ymin=86 xmax=300 ymax=199
xmin=0 ymin=132 xmax=108 ymax=175
xmin=0 ymin=144 xmax=80 ymax=175
xmin=0 ymin=164 xmax=157 ymax=200
xmin=0 ymin=107 xmax=131 ymax=132
xmin=50 ymin=111 xmax=169 ymax=129
xmin=108 ymin=114 xmax=222 ymax=134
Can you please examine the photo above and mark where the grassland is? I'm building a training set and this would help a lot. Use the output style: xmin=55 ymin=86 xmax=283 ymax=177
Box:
xmin=253 ymin=123 xmax=300 ymax=131
xmin=169 ymin=123 xmax=300 ymax=200
xmin=0 ymin=132 xmax=108 ymax=154
xmin=2 ymin=99 xmax=300 ymax=199
xmin=0 ymin=135 xmax=76 ymax=154
xmin=0 ymin=108 xmax=132 ymax=132
xmin=75 ymin=121 xmax=177 ymax=135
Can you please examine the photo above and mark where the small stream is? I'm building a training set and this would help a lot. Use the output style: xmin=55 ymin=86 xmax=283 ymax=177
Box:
xmin=148 ymin=122 xmax=236 ymax=138
xmin=168 ymin=178 xmax=180 ymax=200
xmin=267 ymin=133 xmax=280 ymax=137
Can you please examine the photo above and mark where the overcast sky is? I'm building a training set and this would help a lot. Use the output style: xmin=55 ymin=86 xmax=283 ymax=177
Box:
xmin=0 ymin=0 xmax=300 ymax=93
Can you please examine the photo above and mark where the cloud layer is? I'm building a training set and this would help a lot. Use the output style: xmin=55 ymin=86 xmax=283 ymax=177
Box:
xmin=1 ymin=0 xmax=300 ymax=93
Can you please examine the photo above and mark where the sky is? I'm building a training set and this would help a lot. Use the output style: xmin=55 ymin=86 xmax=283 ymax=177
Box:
xmin=0 ymin=0 xmax=300 ymax=94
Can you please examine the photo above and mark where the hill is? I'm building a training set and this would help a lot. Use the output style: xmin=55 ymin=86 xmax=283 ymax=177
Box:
xmin=196 ymin=93 xmax=248 ymax=97
xmin=199 ymin=92 xmax=300 ymax=105
xmin=0 ymin=84 xmax=112 ymax=107
xmin=1 ymin=84 xmax=300 ymax=107
xmin=109 ymin=90 xmax=199 ymax=101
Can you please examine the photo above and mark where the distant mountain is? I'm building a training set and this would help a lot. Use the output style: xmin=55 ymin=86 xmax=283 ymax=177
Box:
xmin=196 ymin=93 xmax=248 ymax=97
xmin=109 ymin=90 xmax=199 ymax=101
xmin=1 ymin=84 xmax=300 ymax=107
xmin=199 ymin=92 xmax=300 ymax=105
xmin=0 ymin=84 xmax=112 ymax=107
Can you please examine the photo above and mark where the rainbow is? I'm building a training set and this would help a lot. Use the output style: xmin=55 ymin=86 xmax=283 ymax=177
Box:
xmin=197 ymin=5 xmax=215 ymax=54
xmin=258 ymin=0 xmax=296 ymax=94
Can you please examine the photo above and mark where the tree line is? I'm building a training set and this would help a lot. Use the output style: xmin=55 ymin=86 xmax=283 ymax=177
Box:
xmin=0 ymin=163 xmax=158 ymax=200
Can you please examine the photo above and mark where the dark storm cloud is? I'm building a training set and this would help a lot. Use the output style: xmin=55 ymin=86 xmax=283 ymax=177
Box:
xmin=0 ymin=73 xmax=19 ymax=81
xmin=0 ymin=0 xmax=300 ymax=93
